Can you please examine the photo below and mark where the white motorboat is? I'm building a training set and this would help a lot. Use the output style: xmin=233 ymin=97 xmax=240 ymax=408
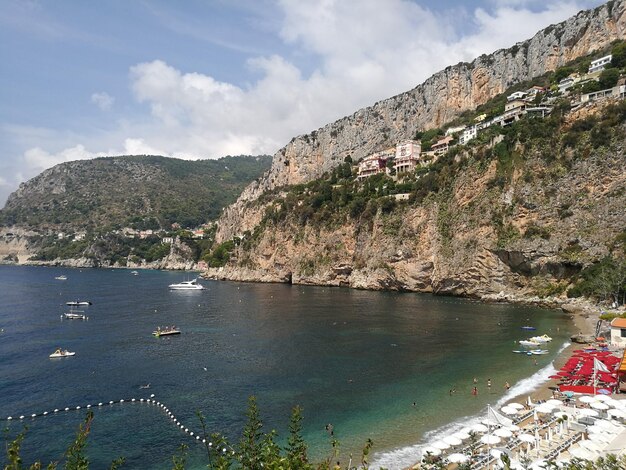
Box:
xmin=49 ymin=349 xmax=75 ymax=358
xmin=131 ymin=270 xmax=139 ymax=275
xmin=168 ymin=278 xmax=204 ymax=290
xmin=62 ymin=312 xmax=87 ymax=320
xmin=519 ymin=340 xmax=540 ymax=347
xmin=66 ymin=301 xmax=92 ymax=306
xmin=55 ymin=275 xmax=67 ymax=280
xmin=152 ymin=327 xmax=181 ymax=337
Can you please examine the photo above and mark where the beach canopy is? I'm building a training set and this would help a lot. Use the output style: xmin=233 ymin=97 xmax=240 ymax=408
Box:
xmin=508 ymin=403 xmax=525 ymax=410
xmin=494 ymin=428 xmax=513 ymax=438
xmin=578 ymin=408 xmax=599 ymax=417
xmin=472 ymin=423 xmax=488 ymax=433
xmin=578 ymin=395 xmax=595 ymax=404
xmin=453 ymin=430 xmax=470 ymax=441
xmin=421 ymin=446 xmax=442 ymax=457
xmin=590 ymin=401 xmax=609 ymax=410
xmin=480 ymin=434 xmax=501 ymax=445
xmin=607 ymin=408 xmax=626 ymax=419
xmin=446 ymin=453 xmax=469 ymax=463
xmin=536 ymin=404 xmax=554 ymax=414
xmin=432 ymin=440 xmax=450 ymax=450
xmin=546 ymin=399 xmax=563 ymax=407
xmin=500 ymin=406 xmax=518 ymax=415
xmin=518 ymin=433 xmax=535 ymax=443
xmin=443 ymin=435 xmax=462 ymax=446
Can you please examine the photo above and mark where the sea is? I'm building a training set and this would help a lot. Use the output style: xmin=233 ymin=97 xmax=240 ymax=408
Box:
xmin=0 ymin=266 xmax=574 ymax=469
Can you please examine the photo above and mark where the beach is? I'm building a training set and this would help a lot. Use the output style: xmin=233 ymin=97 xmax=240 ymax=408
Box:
xmin=386 ymin=300 xmax=626 ymax=470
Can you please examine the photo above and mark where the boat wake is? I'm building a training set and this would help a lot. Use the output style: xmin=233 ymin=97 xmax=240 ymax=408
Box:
xmin=370 ymin=342 xmax=570 ymax=470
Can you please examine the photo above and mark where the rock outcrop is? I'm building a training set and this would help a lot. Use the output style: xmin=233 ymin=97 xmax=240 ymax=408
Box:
xmin=216 ymin=0 xmax=626 ymax=243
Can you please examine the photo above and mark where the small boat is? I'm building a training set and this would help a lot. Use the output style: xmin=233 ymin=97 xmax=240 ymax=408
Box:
xmin=529 ymin=334 xmax=552 ymax=343
xmin=168 ymin=278 xmax=204 ymax=290
xmin=529 ymin=349 xmax=549 ymax=355
xmin=62 ymin=312 xmax=87 ymax=320
xmin=131 ymin=270 xmax=139 ymax=275
xmin=66 ymin=301 xmax=92 ymax=307
xmin=519 ymin=340 xmax=540 ymax=347
xmin=55 ymin=275 xmax=67 ymax=280
xmin=521 ymin=326 xmax=536 ymax=330
xmin=152 ymin=327 xmax=181 ymax=337
xmin=49 ymin=349 xmax=75 ymax=358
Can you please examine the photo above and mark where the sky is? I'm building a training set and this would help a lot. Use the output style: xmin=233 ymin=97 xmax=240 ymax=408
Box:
xmin=0 ymin=0 xmax=607 ymax=207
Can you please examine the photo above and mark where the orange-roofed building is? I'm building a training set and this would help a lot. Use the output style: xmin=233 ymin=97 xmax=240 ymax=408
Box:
xmin=610 ymin=318 xmax=626 ymax=347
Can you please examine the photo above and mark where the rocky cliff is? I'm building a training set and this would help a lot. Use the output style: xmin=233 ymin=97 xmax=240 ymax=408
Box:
xmin=216 ymin=0 xmax=626 ymax=243
xmin=207 ymin=97 xmax=626 ymax=303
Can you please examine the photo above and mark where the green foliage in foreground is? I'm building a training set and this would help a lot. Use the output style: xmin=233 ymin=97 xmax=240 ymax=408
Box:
xmin=3 ymin=398 xmax=373 ymax=470
xmin=567 ymin=256 xmax=626 ymax=304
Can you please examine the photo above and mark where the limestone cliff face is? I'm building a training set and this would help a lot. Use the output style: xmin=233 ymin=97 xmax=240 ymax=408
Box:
xmin=208 ymin=99 xmax=626 ymax=302
xmin=217 ymin=0 xmax=626 ymax=243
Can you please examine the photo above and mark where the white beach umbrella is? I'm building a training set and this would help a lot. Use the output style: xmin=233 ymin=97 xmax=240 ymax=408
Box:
xmin=443 ymin=435 xmax=462 ymax=446
xmin=447 ymin=453 xmax=469 ymax=463
xmin=432 ymin=440 xmax=450 ymax=450
xmin=593 ymin=394 xmax=614 ymax=403
xmin=472 ymin=423 xmax=488 ymax=433
xmin=518 ymin=433 xmax=535 ymax=443
xmin=591 ymin=401 xmax=609 ymax=410
xmin=578 ymin=395 xmax=595 ymax=404
xmin=494 ymin=427 xmax=513 ymax=438
xmin=481 ymin=434 xmax=501 ymax=445
xmin=507 ymin=424 xmax=521 ymax=432
xmin=508 ymin=402 xmax=525 ymax=410
xmin=536 ymin=404 xmax=554 ymax=414
xmin=501 ymin=406 xmax=519 ymax=415
xmin=578 ymin=408 xmax=599 ymax=417
xmin=483 ymin=418 xmax=499 ymax=426
xmin=546 ymin=399 xmax=563 ymax=407
xmin=421 ymin=446 xmax=442 ymax=457
xmin=607 ymin=408 xmax=626 ymax=419
xmin=460 ymin=426 xmax=474 ymax=435
xmin=454 ymin=430 xmax=471 ymax=441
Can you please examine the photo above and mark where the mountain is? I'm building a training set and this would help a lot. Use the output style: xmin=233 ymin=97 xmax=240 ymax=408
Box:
xmin=0 ymin=154 xmax=271 ymax=266
xmin=216 ymin=0 xmax=626 ymax=244
xmin=206 ymin=1 xmax=626 ymax=305
xmin=0 ymin=154 xmax=271 ymax=231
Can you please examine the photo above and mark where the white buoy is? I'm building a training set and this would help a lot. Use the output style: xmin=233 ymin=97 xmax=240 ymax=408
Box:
xmin=31 ymin=414 xmax=36 ymax=418
xmin=196 ymin=436 xmax=200 ymax=440
xmin=202 ymin=439 xmax=206 ymax=443
xmin=65 ymin=407 xmax=70 ymax=411
xmin=7 ymin=417 xmax=12 ymax=420
xmin=109 ymin=401 xmax=114 ymax=404
xmin=54 ymin=409 xmax=59 ymax=413
xmin=132 ymin=399 xmax=135 ymax=402
xmin=43 ymin=411 xmax=48 ymax=415
xmin=98 ymin=403 xmax=103 ymax=406
xmin=76 ymin=406 xmax=81 ymax=410
xmin=150 ymin=394 xmax=155 ymax=398
xmin=19 ymin=416 xmax=24 ymax=419
xmin=86 ymin=405 xmax=91 ymax=408
xmin=209 ymin=442 xmax=212 ymax=447
xmin=190 ymin=432 xmax=194 ymax=436
xmin=120 ymin=399 xmax=124 ymax=403
xmin=140 ymin=398 xmax=144 ymax=402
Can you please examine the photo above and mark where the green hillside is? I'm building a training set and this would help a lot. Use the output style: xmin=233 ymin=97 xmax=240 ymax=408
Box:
xmin=0 ymin=154 xmax=271 ymax=231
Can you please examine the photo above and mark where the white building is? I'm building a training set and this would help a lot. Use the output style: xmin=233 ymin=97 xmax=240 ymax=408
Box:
xmin=393 ymin=140 xmax=422 ymax=174
xmin=589 ymin=54 xmax=612 ymax=74
xmin=507 ymin=91 xmax=527 ymax=101
xmin=580 ymin=84 xmax=626 ymax=103
xmin=610 ymin=318 xmax=626 ymax=348
xmin=558 ymin=76 xmax=579 ymax=94
xmin=460 ymin=126 xmax=478 ymax=145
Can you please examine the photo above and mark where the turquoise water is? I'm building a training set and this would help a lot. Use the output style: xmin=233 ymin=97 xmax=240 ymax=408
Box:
xmin=0 ymin=266 xmax=573 ymax=469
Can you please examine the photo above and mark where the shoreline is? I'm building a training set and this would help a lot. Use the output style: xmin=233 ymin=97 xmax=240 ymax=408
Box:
xmin=373 ymin=302 xmax=612 ymax=470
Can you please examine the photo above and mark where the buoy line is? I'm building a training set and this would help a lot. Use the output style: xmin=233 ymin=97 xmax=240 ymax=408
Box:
xmin=3 ymin=394 xmax=207 ymax=444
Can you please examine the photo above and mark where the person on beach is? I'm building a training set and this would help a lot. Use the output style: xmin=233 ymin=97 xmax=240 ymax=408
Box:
xmin=473 ymin=377 xmax=478 ymax=385
xmin=487 ymin=378 xmax=492 ymax=391
xmin=472 ymin=386 xmax=478 ymax=396
xmin=505 ymin=381 xmax=510 ymax=390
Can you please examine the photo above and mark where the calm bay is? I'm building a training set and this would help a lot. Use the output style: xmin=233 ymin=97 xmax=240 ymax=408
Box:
xmin=0 ymin=266 xmax=573 ymax=469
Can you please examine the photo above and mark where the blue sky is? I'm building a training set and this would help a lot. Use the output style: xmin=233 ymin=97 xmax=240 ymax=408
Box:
xmin=0 ymin=0 xmax=606 ymax=206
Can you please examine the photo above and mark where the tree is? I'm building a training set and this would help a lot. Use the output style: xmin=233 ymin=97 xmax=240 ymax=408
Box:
xmin=599 ymin=68 xmax=620 ymax=89
xmin=611 ymin=41 xmax=626 ymax=68
xmin=286 ymin=406 xmax=310 ymax=469
xmin=580 ymin=80 xmax=601 ymax=94
xmin=238 ymin=396 xmax=263 ymax=469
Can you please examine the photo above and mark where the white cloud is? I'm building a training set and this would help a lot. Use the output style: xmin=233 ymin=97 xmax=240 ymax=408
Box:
xmin=91 ymin=92 xmax=114 ymax=111
xmin=2 ymin=0 xmax=604 ymax=206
